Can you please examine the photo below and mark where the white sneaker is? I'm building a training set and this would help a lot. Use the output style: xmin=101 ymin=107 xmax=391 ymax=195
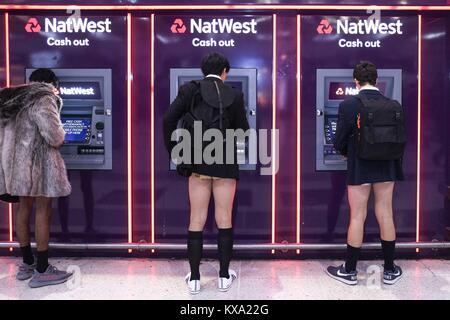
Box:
xmin=218 ymin=269 xmax=237 ymax=292
xmin=185 ymin=273 xmax=201 ymax=295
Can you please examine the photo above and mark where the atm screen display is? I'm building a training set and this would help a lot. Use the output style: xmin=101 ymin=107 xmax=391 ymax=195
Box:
xmin=328 ymin=81 xmax=387 ymax=100
xmin=62 ymin=118 xmax=91 ymax=143
xmin=324 ymin=116 xmax=338 ymax=145
xmin=328 ymin=82 xmax=359 ymax=100
xmin=59 ymin=82 xmax=101 ymax=100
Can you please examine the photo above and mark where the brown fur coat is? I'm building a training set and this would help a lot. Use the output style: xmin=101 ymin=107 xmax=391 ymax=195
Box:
xmin=0 ymin=82 xmax=71 ymax=197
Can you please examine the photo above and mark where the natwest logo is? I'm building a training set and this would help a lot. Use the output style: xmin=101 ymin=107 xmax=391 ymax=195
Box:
xmin=171 ymin=19 xmax=187 ymax=33
xmin=25 ymin=18 xmax=42 ymax=33
xmin=26 ymin=17 xmax=112 ymax=34
xmin=60 ymin=86 xmax=95 ymax=96
xmin=317 ymin=19 xmax=333 ymax=34
xmin=171 ymin=18 xmax=258 ymax=35
xmin=317 ymin=17 xmax=403 ymax=35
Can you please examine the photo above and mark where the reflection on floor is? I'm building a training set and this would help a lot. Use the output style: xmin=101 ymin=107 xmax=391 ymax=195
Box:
xmin=0 ymin=257 xmax=449 ymax=300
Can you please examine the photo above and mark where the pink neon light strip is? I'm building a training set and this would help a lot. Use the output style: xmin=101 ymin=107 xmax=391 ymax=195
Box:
xmin=296 ymin=14 xmax=301 ymax=254
xmin=416 ymin=15 xmax=422 ymax=253
xmin=150 ymin=14 xmax=155 ymax=250
xmin=0 ymin=5 xmax=449 ymax=11
xmin=127 ymin=13 xmax=133 ymax=252
xmin=271 ymin=14 xmax=277 ymax=253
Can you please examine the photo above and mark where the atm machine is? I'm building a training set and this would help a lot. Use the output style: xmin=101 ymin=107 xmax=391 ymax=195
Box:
xmin=169 ymin=68 xmax=257 ymax=170
xmin=316 ymin=69 xmax=402 ymax=171
xmin=26 ymin=69 xmax=112 ymax=170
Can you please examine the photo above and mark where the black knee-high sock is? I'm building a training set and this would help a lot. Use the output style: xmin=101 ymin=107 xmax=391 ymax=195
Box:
xmin=218 ymin=228 xmax=234 ymax=278
xmin=345 ymin=244 xmax=361 ymax=273
xmin=36 ymin=250 xmax=49 ymax=273
xmin=381 ymin=239 xmax=396 ymax=271
xmin=20 ymin=245 xmax=34 ymax=265
xmin=187 ymin=231 xmax=203 ymax=280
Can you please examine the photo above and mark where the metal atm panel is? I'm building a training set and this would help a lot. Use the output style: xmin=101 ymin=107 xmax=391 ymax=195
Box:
xmin=169 ymin=68 xmax=257 ymax=171
xmin=26 ymin=68 xmax=112 ymax=170
xmin=316 ymin=69 xmax=402 ymax=171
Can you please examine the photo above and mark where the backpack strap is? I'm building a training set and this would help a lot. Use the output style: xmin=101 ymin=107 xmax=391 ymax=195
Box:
xmin=212 ymin=81 xmax=224 ymax=131
xmin=352 ymin=94 xmax=365 ymax=135
xmin=354 ymin=94 xmax=376 ymax=141
xmin=180 ymin=81 xmax=201 ymax=129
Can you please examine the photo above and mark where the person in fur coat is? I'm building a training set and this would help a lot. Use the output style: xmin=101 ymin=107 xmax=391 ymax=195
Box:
xmin=0 ymin=68 xmax=72 ymax=288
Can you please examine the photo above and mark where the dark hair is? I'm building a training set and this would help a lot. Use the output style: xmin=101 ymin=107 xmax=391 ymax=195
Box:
xmin=201 ymin=52 xmax=230 ymax=76
xmin=29 ymin=68 xmax=59 ymax=88
xmin=353 ymin=61 xmax=377 ymax=86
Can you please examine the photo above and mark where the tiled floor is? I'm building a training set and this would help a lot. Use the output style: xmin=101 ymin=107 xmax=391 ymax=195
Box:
xmin=0 ymin=257 xmax=449 ymax=300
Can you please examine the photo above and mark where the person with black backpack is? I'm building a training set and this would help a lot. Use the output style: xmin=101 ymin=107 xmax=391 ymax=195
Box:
xmin=326 ymin=61 xmax=406 ymax=286
xmin=163 ymin=52 xmax=249 ymax=294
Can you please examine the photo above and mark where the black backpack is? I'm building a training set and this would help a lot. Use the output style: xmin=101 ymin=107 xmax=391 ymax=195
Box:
xmin=354 ymin=94 xmax=406 ymax=160
xmin=181 ymin=80 xmax=232 ymax=135
xmin=176 ymin=80 xmax=233 ymax=177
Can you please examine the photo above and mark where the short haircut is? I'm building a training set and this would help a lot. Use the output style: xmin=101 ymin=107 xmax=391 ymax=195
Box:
xmin=353 ymin=61 xmax=378 ymax=86
xmin=29 ymin=68 xmax=59 ymax=88
xmin=201 ymin=52 xmax=230 ymax=76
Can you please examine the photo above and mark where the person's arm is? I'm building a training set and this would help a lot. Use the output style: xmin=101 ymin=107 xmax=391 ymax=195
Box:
xmin=31 ymin=94 xmax=65 ymax=148
xmin=333 ymin=100 xmax=355 ymax=157
xmin=163 ymin=84 xmax=192 ymax=154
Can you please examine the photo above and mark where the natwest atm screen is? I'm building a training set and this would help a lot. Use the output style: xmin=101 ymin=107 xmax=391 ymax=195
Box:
xmin=328 ymin=81 xmax=387 ymax=100
xmin=62 ymin=118 xmax=92 ymax=144
xmin=59 ymin=81 xmax=102 ymax=100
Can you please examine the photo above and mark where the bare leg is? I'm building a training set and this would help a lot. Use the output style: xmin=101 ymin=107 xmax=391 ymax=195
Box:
xmin=188 ymin=175 xmax=212 ymax=231
xmin=186 ymin=175 xmax=212 ymax=281
xmin=35 ymin=197 xmax=53 ymax=251
xmin=16 ymin=197 xmax=34 ymax=247
xmin=373 ymin=182 xmax=396 ymax=241
xmin=374 ymin=182 xmax=397 ymax=272
xmin=213 ymin=178 xmax=237 ymax=279
xmin=347 ymin=184 xmax=371 ymax=247
xmin=212 ymin=178 xmax=236 ymax=229
xmin=327 ymin=184 xmax=371 ymax=280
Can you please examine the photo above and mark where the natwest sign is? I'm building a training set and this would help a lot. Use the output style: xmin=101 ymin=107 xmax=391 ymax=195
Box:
xmin=317 ymin=16 xmax=404 ymax=48
xmin=317 ymin=17 xmax=403 ymax=36
xmin=170 ymin=17 xmax=259 ymax=48
xmin=171 ymin=18 xmax=258 ymax=34
xmin=24 ymin=16 xmax=114 ymax=47
xmin=25 ymin=17 xmax=112 ymax=34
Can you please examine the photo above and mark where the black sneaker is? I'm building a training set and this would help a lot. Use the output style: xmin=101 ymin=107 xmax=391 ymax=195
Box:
xmin=383 ymin=264 xmax=403 ymax=285
xmin=326 ymin=264 xmax=358 ymax=285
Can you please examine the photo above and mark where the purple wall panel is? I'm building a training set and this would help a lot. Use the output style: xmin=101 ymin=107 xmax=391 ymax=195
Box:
xmin=300 ymin=14 xmax=419 ymax=243
xmin=131 ymin=15 xmax=151 ymax=243
xmin=275 ymin=15 xmax=298 ymax=243
xmin=8 ymin=13 xmax=128 ymax=243
xmin=421 ymin=16 xmax=449 ymax=241
xmin=153 ymin=14 xmax=274 ymax=242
